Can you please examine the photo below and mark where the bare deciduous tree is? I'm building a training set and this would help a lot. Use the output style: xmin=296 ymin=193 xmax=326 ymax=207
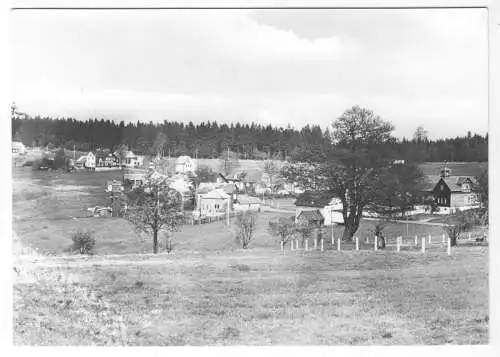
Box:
xmin=236 ymin=211 xmax=257 ymax=249
xmin=268 ymin=217 xmax=297 ymax=246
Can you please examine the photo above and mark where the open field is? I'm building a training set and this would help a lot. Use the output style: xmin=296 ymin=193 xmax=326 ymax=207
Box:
xmin=12 ymin=167 xmax=484 ymax=255
xmin=12 ymin=166 xmax=489 ymax=345
xmin=418 ymin=162 xmax=487 ymax=177
xmin=13 ymin=246 xmax=488 ymax=345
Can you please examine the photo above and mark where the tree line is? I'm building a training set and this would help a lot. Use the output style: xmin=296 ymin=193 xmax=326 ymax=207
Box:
xmin=12 ymin=104 xmax=487 ymax=162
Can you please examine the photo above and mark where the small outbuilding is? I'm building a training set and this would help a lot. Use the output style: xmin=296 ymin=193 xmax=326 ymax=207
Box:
xmin=296 ymin=209 xmax=325 ymax=227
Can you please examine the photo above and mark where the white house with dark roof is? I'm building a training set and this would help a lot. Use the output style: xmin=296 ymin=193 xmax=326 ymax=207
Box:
xmin=194 ymin=188 xmax=231 ymax=217
xmin=175 ymin=156 xmax=197 ymax=175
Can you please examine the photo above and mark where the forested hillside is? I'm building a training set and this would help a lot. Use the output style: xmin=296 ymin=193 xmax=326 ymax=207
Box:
xmin=11 ymin=111 xmax=487 ymax=162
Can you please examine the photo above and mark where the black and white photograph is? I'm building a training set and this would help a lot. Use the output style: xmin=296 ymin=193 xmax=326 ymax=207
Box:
xmin=7 ymin=0 xmax=496 ymax=347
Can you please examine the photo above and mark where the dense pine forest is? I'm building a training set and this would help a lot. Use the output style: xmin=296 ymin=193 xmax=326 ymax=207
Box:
xmin=11 ymin=109 xmax=488 ymax=162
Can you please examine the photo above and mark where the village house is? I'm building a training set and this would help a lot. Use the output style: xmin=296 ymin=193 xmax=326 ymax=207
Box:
xmin=175 ymin=156 xmax=197 ymax=175
xmin=296 ymin=209 xmax=325 ymax=227
xmin=295 ymin=190 xmax=344 ymax=225
xmin=124 ymin=151 xmax=144 ymax=168
xmin=95 ymin=151 xmax=120 ymax=168
xmin=423 ymin=167 xmax=479 ymax=212
xmin=12 ymin=141 xmax=26 ymax=154
xmin=84 ymin=152 xmax=96 ymax=169
xmin=194 ymin=188 xmax=231 ymax=217
xmin=234 ymin=195 xmax=261 ymax=212
xmin=167 ymin=174 xmax=194 ymax=201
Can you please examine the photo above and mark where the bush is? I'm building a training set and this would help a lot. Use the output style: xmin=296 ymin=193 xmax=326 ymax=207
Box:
xmin=70 ymin=230 xmax=96 ymax=255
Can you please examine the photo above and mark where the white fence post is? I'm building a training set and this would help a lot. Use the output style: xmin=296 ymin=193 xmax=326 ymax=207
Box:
xmin=337 ymin=238 xmax=341 ymax=252
xmin=296 ymin=239 xmax=299 ymax=250
xmin=396 ymin=237 xmax=401 ymax=252
xmin=447 ymin=237 xmax=451 ymax=256
xmin=355 ymin=237 xmax=359 ymax=251
xmin=320 ymin=239 xmax=324 ymax=252
xmin=428 ymin=234 xmax=431 ymax=245
xmin=468 ymin=232 xmax=472 ymax=241
xmin=374 ymin=236 xmax=378 ymax=251
xmin=442 ymin=234 xmax=446 ymax=244
xmin=415 ymin=235 xmax=418 ymax=246
xmin=305 ymin=239 xmax=308 ymax=251
xmin=314 ymin=239 xmax=317 ymax=250
xmin=290 ymin=240 xmax=294 ymax=251
xmin=281 ymin=241 xmax=284 ymax=252
xmin=421 ymin=237 xmax=426 ymax=254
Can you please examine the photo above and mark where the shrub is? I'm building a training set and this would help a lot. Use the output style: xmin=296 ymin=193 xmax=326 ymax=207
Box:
xmin=443 ymin=210 xmax=475 ymax=247
xmin=268 ymin=216 xmax=297 ymax=246
xmin=70 ymin=230 xmax=96 ymax=255
xmin=372 ymin=223 xmax=386 ymax=249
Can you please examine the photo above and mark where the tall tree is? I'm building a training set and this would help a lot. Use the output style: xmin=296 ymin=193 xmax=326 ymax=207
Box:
xmin=291 ymin=106 xmax=395 ymax=241
xmin=413 ymin=126 xmax=428 ymax=143
xmin=370 ymin=162 xmax=426 ymax=218
xmin=124 ymin=174 xmax=183 ymax=254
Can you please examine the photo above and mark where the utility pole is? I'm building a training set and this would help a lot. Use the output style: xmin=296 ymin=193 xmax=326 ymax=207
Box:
xmin=331 ymin=209 xmax=334 ymax=245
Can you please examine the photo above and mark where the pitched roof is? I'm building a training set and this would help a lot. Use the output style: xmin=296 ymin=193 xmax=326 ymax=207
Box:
xmin=218 ymin=173 xmax=229 ymax=182
xmin=297 ymin=209 xmax=324 ymax=221
xmin=237 ymin=195 xmax=261 ymax=205
xmin=176 ymin=155 xmax=193 ymax=164
xmin=200 ymin=189 xmax=230 ymax=200
xmin=421 ymin=175 xmax=442 ymax=191
xmin=446 ymin=176 xmax=476 ymax=192
xmin=222 ymin=183 xmax=236 ymax=194
xmin=423 ymin=175 xmax=477 ymax=192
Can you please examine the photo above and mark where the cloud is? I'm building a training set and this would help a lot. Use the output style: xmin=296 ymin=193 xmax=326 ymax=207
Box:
xmin=11 ymin=9 xmax=488 ymax=138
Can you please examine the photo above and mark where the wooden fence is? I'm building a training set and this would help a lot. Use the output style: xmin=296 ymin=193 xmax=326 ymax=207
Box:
xmin=280 ymin=231 xmax=488 ymax=256
xmin=182 ymin=211 xmax=245 ymax=226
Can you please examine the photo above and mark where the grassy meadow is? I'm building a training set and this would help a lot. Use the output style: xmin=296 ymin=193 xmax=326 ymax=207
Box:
xmin=12 ymin=166 xmax=489 ymax=345
xmin=13 ymin=247 xmax=488 ymax=345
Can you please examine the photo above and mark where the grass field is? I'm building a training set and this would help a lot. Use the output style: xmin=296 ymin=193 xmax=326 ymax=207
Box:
xmin=12 ymin=166 xmax=489 ymax=345
xmin=12 ymin=167 xmax=482 ymax=255
xmin=13 ymin=246 xmax=488 ymax=345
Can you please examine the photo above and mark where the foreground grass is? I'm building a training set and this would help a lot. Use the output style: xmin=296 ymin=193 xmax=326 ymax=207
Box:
xmin=13 ymin=247 xmax=488 ymax=345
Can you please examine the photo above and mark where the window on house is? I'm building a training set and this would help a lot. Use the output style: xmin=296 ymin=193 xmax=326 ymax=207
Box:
xmin=462 ymin=183 xmax=471 ymax=193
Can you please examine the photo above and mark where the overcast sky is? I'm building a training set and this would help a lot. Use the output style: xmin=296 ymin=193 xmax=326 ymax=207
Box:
xmin=11 ymin=8 xmax=488 ymax=139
